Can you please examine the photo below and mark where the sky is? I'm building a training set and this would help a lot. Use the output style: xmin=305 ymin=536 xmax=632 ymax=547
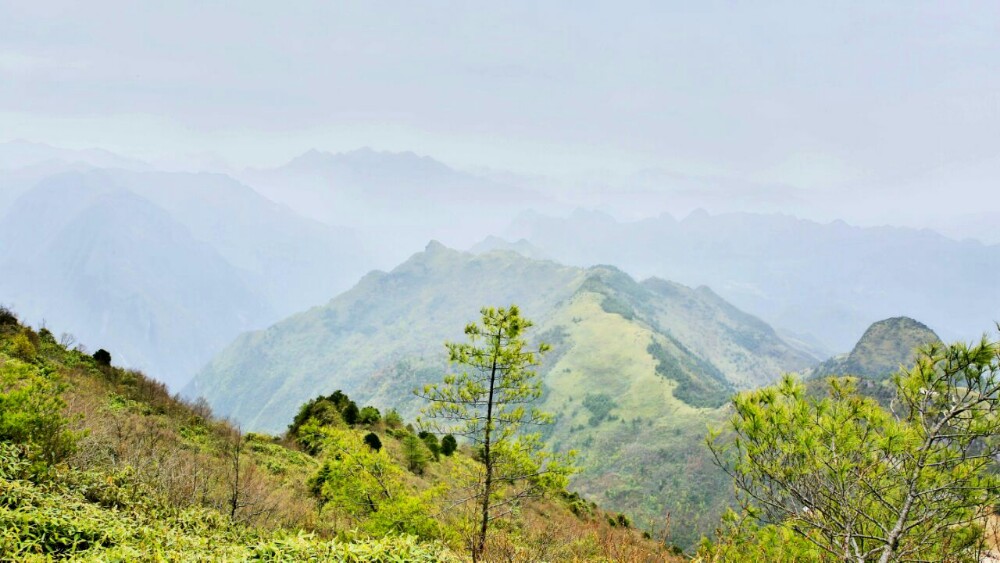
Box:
xmin=1 ymin=1 xmax=999 ymax=237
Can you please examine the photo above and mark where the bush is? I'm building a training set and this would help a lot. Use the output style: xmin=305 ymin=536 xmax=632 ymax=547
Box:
xmin=288 ymin=397 xmax=339 ymax=436
xmin=420 ymin=433 xmax=440 ymax=461
xmin=0 ymin=306 xmax=17 ymax=328
xmin=0 ymin=361 xmax=77 ymax=464
xmin=93 ymin=349 xmax=112 ymax=366
xmin=358 ymin=406 xmax=381 ymax=425
xmin=440 ymin=434 xmax=457 ymax=456
xmin=9 ymin=333 xmax=36 ymax=362
xmin=384 ymin=410 xmax=403 ymax=428
xmin=363 ymin=432 xmax=382 ymax=452
xmin=342 ymin=402 xmax=360 ymax=425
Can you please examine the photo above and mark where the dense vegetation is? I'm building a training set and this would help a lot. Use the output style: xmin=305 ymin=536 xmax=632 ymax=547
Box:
xmin=0 ymin=307 xmax=670 ymax=561
xmin=703 ymin=336 xmax=1000 ymax=562
xmin=191 ymin=243 xmax=813 ymax=548
xmin=811 ymin=316 xmax=941 ymax=381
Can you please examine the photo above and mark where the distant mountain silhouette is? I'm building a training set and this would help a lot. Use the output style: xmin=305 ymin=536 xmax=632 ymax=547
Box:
xmin=506 ymin=209 xmax=1000 ymax=352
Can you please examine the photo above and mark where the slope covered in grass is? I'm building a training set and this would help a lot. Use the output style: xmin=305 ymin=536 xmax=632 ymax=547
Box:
xmin=191 ymin=243 xmax=816 ymax=547
xmin=0 ymin=308 xmax=668 ymax=561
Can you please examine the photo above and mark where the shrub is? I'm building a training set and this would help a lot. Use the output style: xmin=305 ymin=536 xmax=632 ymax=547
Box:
xmin=420 ymin=433 xmax=440 ymax=461
xmin=440 ymin=434 xmax=457 ymax=456
xmin=93 ymin=349 xmax=112 ymax=366
xmin=363 ymin=432 xmax=382 ymax=452
xmin=0 ymin=306 xmax=17 ymax=328
xmin=0 ymin=361 xmax=77 ymax=464
xmin=9 ymin=333 xmax=37 ymax=362
xmin=358 ymin=406 xmax=381 ymax=425
xmin=383 ymin=410 xmax=403 ymax=428
xmin=342 ymin=402 xmax=360 ymax=425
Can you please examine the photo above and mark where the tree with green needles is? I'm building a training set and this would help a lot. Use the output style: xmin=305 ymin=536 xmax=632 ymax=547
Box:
xmin=415 ymin=305 xmax=573 ymax=561
xmin=707 ymin=335 xmax=1000 ymax=562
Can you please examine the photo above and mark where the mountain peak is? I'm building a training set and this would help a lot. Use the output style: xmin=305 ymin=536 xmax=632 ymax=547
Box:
xmin=425 ymin=239 xmax=448 ymax=253
xmin=813 ymin=317 xmax=941 ymax=380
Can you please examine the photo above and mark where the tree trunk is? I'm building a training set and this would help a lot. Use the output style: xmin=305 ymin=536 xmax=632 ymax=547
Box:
xmin=475 ymin=329 xmax=502 ymax=561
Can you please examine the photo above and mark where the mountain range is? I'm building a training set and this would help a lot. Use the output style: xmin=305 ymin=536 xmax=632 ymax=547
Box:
xmin=188 ymin=241 xmax=816 ymax=547
xmin=503 ymin=209 xmax=1000 ymax=352
xmin=3 ymin=141 xmax=995 ymax=399
xmin=240 ymin=148 xmax=551 ymax=265
xmin=0 ymin=162 xmax=372 ymax=388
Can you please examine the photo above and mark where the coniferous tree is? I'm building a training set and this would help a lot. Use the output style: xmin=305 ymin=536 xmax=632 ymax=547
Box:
xmin=440 ymin=434 xmax=457 ymax=456
xmin=416 ymin=305 xmax=573 ymax=560
xmin=708 ymin=336 xmax=1000 ymax=562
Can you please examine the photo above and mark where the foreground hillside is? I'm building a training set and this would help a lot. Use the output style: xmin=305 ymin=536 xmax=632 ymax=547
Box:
xmin=190 ymin=242 xmax=816 ymax=547
xmin=0 ymin=308 xmax=669 ymax=561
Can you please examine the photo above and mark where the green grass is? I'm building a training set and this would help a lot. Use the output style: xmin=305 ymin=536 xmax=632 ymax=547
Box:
xmin=0 ymin=311 xmax=672 ymax=561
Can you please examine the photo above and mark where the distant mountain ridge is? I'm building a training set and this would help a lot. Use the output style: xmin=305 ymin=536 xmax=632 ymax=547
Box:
xmin=240 ymin=148 xmax=552 ymax=267
xmin=0 ymin=140 xmax=151 ymax=171
xmin=504 ymin=209 xmax=1000 ymax=352
xmin=0 ymin=168 xmax=372 ymax=388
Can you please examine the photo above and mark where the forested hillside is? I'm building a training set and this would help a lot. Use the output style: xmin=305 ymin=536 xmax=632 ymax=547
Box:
xmin=811 ymin=316 xmax=942 ymax=380
xmin=190 ymin=242 xmax=815 ymax=547
xmin=0 ymin=307 xmax=670 ymax=561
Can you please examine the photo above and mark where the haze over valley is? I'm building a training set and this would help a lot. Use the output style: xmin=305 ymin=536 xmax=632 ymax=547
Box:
xmin=3 ymin=3 xmax=1000 ymax=559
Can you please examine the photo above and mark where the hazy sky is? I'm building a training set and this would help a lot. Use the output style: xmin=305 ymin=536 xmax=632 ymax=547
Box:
xmin=2 ymin=2 xmax=999 ymax=233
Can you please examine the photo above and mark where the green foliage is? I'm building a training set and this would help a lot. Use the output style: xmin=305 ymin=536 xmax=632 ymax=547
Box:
xmin=246 ymin=534 xmax=459 ymax=562
xmin=648 ymin=339 xmax=731 ymax=408
xmin=581 ymin=393 xmax=617 ymax=426
xmin=363 ymin=432 xmax=382 ymax=452
xmin=0 ymin=306 xmax=18 ymax=328
xmin=289 ymin=398 xmax=338 ymax=437
xmin=709 ymin=337 xmax=1000 ymax=561
xmin=599 ymin=295 xmax=635 ymax=320
xmin=289 ymin=391 xmax=381 ymax=443
xmin=92 ymin=349 xmax=112 ymax=366
xmin=0 ymin=359 xmax=77 ymax=465
xmin=309 ymin=428 xmax=441 ymax=539
xmin=440 ymin=434 xmax=457 ymax=456
xmin=0 ymin=318 xmax=468 ymax=561
xmin=416 ymin=305 xmax=575 ymax=557
xmin=697 ymin=509 xmax=826 ymax=562
xmin=342 ymin=402 xmax=360 ymax=425
xmin=384 ymin=409 xmax=403 ymax=428
xmin=420 ymin=433 xmax=441 ymax=461
xmin=9 ymin=333 xmax=37 ymax=362
xmin=402 ymin=434 xmax=430 ymax=474
xmin=358 ymin=406 xmax=381 ymax=425
xmin=0 ymin=462 xmax=457 ymax=561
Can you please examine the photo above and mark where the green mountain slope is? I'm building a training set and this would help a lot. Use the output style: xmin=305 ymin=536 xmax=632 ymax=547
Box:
xmin=812 ymin=317 xmax=942 ymax=380
xmin=190 ymin=242 xmax=815 ymax=547
xmin=0 ymin=311 xmax=666 ymax=561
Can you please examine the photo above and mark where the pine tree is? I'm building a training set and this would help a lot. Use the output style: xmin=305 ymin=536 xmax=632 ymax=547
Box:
xmin=415 ymin=305 xmax=573 ymax=560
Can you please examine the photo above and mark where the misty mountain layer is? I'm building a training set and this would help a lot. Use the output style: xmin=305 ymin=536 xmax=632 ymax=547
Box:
xmin=504 ymin=209 xmax=1000 ymax=352
xmin=0 ymin=166 xmax=372 ymax=388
